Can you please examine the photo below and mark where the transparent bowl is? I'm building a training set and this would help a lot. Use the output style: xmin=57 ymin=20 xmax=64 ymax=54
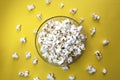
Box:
xmin=35 ymin=16 xmax=85 ymax=66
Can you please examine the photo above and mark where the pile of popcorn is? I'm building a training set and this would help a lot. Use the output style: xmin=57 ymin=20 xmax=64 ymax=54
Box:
xmin=38 ymin=19 xmax=87 ymax=66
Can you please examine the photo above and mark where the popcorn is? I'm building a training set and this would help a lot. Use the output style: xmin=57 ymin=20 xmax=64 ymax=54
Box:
xmin=46 ymin=0 xmax=51 ymax=4
xmin=12 ymin=53 xmax=19 ymax=59
xmin=20 ymin=37 xmax=26 ymax=43
xmin=24 ymin=70 xmax=29 ymax=77
xmin=102 ymin=39 xmax=109 ymax=45
xmin=60 ymin=3 xmax=64 ymax=8
xmin=16 ymin=24 xmax=21 ymax=31
xmin=32 ymin=58 xmax=38 ymax=64
xmin=25 ymin=52 xmax=31 ymax=59
xmin=87 ymin=65 xmax=96 ymax=74
xmin=37 ymin=14 xmax=42 ymax=20
xmin=18 ymin=72 xmax=24 ymax=77
xmin=27 ymin=4 xmax=35 ymax=11
xmin=90 ymin=27 xmax=96 ymax=36
xmin=80 ymin=18 xmax=85 ymax=23
xmin=38 ymin=19 xmax=86 ymax=66
xmin=70 ymin=8 xmax=78 ymax=14
xmin=92 ymin=13 xmax=100 ymax=20
xmin=47 ymin=73 xmax=55 ymax=80
xmin=62 ymin=65 xmax=69 ymax=70
xmin=95 ymin=50 xmax=102 ymax=60
xmin=33 ymin=77 xmax=40 ymax=80
xmin=69 ymin=76 xmax=75 ymax=80
xmin=33 ymin=29 xmax=38 ymax=34
xmin=102 ymin=68 xmax=107 ymax=75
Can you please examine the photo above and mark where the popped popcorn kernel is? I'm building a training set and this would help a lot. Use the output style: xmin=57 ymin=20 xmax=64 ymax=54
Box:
xmin=70 ymin=8 xmax=78 ymax=14
xmin=27 ymin=4 xmax=35 ymax=11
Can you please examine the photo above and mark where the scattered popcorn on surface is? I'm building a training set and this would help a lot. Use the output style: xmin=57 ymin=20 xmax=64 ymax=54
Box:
xmin=87 ymin=65 xmax=96 ymax=74
xmin=90 ymin=27 xmax=96 ymax=36
xmin=70 ymin=8 xmax=78 ymax=14
xmin=46 ymin=0 xmax=51 ymax=4
xmin=33 ymin=29 xmax=38 ymax=34
xmin=25 ymin=52 xmax=31 ymax=59
xmin=95 ymin=50 xmax=102 ymax=60
xmin=18 ymin=72 xmax=24 ymax=77
xmin=60 ymin=3 xmax=64 ymax=8
xmin=12 ymin=53 xmax=19 ymax=59
xmin=47 ymin=73 xmax=55 ymax=80
xmin=20 ymin=37 xmax=26 ymax=43
xmin=102 ymin=68 xmax=107 ymax=75
xmin=103 ymin=39 xmax=109 ymax=45
xmin=33 ymin=77 xmax=40 ymax=80
xmin=62 ymin=65 xmax=69 ymax=70
xmin=80 ymin=18 xmax=85 ymax=23
xmin=69 ymin=76 xmax=75 ymax=80
xmin=92 ymin=13 xmax=100 ymax=20
xmin=16 ymin=24 xmax=21 ymax=31
xmin=32 ymin=58 xmax=38 ymax=64
xmin=38 ymin=19 xmax=86 ymax=66
xmin=27 ymin=4 xmax=35 ymax=11
xmin=24 ymin=70 xmax=29 ymax=77
xmin=37 ymin=14 xmax=42 ymax=20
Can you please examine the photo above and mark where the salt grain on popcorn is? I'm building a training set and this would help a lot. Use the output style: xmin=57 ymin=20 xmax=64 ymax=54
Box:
xmin=12 ymin=53 xmax=19 ymax=59
xmin=103 ymin=39 xmax=109 ymax=45
xmin=16 ymin=24 xmax=21 ymax=31
xmin=92 ymin=13 xmax=100 ymax=20
xmin=20 ymin=37 xmax=26 ymax=43
xmin=38 ymin=19 xmax=86 ymax=66
xmin=26 ymin=52 xmax=31 ymax=59
xmin=102 ymin=68 xmax=107 ymax=75
xmin=95 ymin=50 xmax=102 ymax=60
xmin=69 ymin=76 xmax=75 ymax=80
xmin=27 ymin=4 xmax=35 ymax=11
xmin=87 ymin=65 xmax=96 ymax=74
xmin=32 ymin=58 xmax=38 ymax=64
xmin=90 ymin=27 xmax=96 ymax=36
xmin=33 ymin=77 xmax=40 ymax=80
xmin=47 ymin=73 xmax=55 ymax=80
xmin=70 ymin=8 xmax=78 ymax=14
xmin=37 ymin=14 xmax=42 ymax=20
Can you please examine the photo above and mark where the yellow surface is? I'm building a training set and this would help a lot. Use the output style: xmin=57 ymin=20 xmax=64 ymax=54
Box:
xmin=0 ymin=0 xmax=120 ymax=80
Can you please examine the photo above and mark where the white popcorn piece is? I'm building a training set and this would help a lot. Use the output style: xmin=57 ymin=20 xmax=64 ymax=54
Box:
xmin=80 ymin=18 xmax=85 ymax=23
xmin=92 ymin=13 xmax=100 ymax=20
xmin=47 ymin=73 xmax=55 ymax=80
xmin=62 ymin=65 xmax=69 ymax=70
xmin=24 ymin=70 xmax=29 ymax=77
xmin=70 ymin=8 xmax=78 ymax=14
xmin=18 ymin=72 xmax=24 ymax=77
xmin=102 ymin=68 xmax=107 ymax=75
xmin=60 ymin=3 xmax=64 ymax=8
xmin=87 ymin=65 xmax=96 ymax=74
xmin=95 ymin=50 xmax=102 ymax=60
xmin=33 ymin=77 xmax=40 ymax=80
xmin=102 ymin=39 xmax=109 ymax=45
xmin=46 ymin=0 xmax=51 ymax=4
xmin=37 ymin=14 xmax=42 ymax=20
xmin=16 ymin=24 xmax=21 ymax=31
xmin=20 ymin=37 xmax=26 ymax=43
xmin=33 ymin=29 xmax=38 ymax=34
xmin=27 ymin=4 xmax=35 ymax=11
xmin=32 ymin=58 xmax=38 ymax=64
xmin=25 ymin=52 xmax=31 ymax=59
xmin=69 ymin=76 xmax=75 ymax=80
xmin=90 ymin=27 xmax=96 ymax=36
xmin=12 ymin=53 xmax=19 ymax=59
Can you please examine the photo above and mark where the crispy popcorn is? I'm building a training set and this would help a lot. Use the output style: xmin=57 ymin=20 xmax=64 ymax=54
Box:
xmin=12 ymin=53 xmax=19 ymax=59
xmin=33 ymin=77 xmax=40 ymax=80
xmin=20 ymin=37 xmax=26 ymax=43
xmin=87 ymin=65 xmax=96 ymax=74
xmin=16 ymin=24 xmax=21 ymax=31
xmin=38 ymin=19 xmax=86 ymax=66
xmin=37 ymin=14 xmax=42 ymax=20
xmin=25 ymin=52 xmax=31 ymax=59
xmin=60 ymin=3 xmax=64 ymax=8
xmin=92 ymin=13 xmax=100 ymax=20
xmin=32 ymin=58 xmax=38 ymax=64
xmin=18 ymin=72 xmax=24 ymax=77
xmin=102 ymin=68 xmax=107 ymax=75
xmin=47 ymin=73 xmax=55 ymax=80
xmin=95 ymin=50 xmax=102 ymax=60
xmin=18 ymin=70 xmax=29 ymax=77
xmin=69 ymin=76 xmax=75 ymax=80
xmin=70 ymin=8 xmax=78 ymax=14
xmin=102 ymin=39 xmax=109 ymax=45
xmin=46 ymin=0 xmax=51 ymax=4
xmin=90 ymin=27 xmax=96 ymax=36
xmin=27 ymin=4 xmax=35 ymax=11
xmin=80 ymin=18 xmax=85 ymax=23
xmin=62 ymin=65 xmax=69 ymax=70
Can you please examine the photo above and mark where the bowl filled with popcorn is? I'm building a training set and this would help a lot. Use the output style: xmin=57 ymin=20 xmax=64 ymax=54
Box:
xmin=35 ymin=16 xmax=87 ymax=66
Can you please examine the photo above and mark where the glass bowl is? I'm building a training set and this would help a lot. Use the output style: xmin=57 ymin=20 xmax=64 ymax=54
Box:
xmin=35 ymin=16 xmax=85 ymax=66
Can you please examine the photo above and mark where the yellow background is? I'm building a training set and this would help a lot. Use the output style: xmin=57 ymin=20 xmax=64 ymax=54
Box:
xmin=0 ymin=0 xmax=120 ymax=80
